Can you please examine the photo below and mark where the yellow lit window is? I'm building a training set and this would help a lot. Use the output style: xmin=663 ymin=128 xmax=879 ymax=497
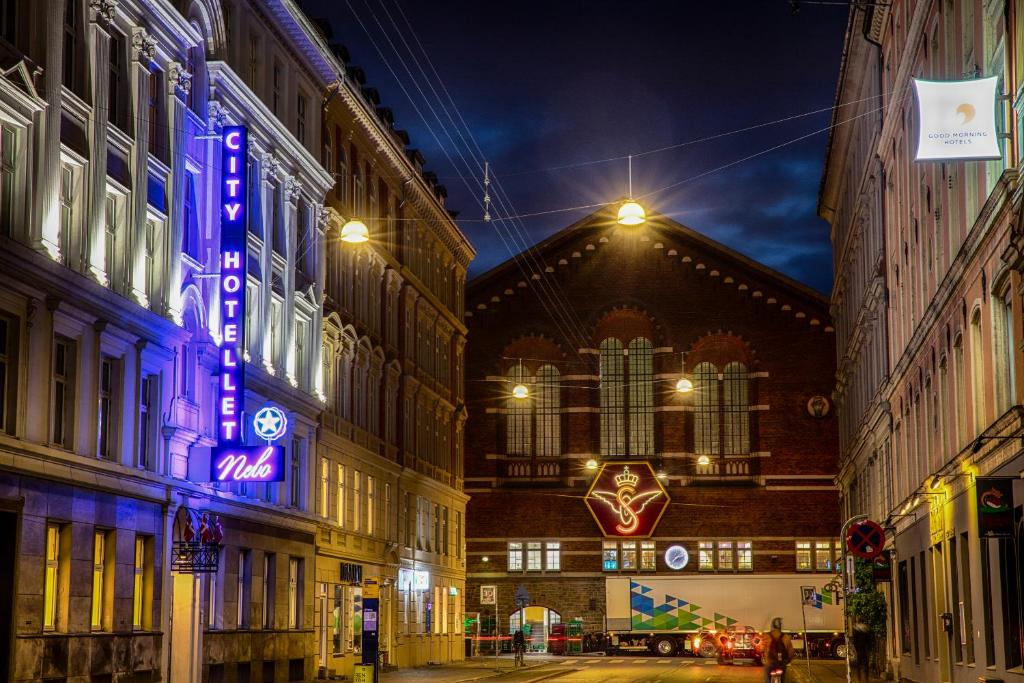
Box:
xmin=796 ymin=541 xmax=812 ymax=571
xmin=133 ymin=537 xmax=145 ymax=629
xmin=640 ymin=541 xmax=656 ymax=571
xmin=698 ymin=541 xmax=714 ymax=570
xmin=91 ymin=531 xmax=106 ymax=630
xmin=320 ymin=458 xmax=329 ymax=518
xmin=737 ymin=541 xmax=753 ymax=571
xmin=44 ymin=524 xmax=60 ymax=631
xmin=717 ymin=541 xmax=734 ymax=570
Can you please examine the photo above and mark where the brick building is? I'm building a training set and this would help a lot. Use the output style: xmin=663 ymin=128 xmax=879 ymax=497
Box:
xmin=463 ymin=208 xmax=840 ymax=648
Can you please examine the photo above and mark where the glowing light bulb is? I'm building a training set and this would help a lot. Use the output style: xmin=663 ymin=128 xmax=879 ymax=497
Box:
xmin=340 ymin=219 xmax=369 ymax=243
xmin=675 ymin=377 xmax=693 ymax=393
xmin=697 ymin=455 xmax=711 ymax=466
xmin=617 ymin=200 xmax=646 ymax=226
xmin=585 ymin=459 xmax=598 ymax=470
xmin=512 ymin=384 xmax=529 ymax=399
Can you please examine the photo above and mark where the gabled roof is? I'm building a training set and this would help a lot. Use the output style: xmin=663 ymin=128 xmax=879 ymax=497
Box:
xmin=468 ymin=206 xmax=829 ymax=309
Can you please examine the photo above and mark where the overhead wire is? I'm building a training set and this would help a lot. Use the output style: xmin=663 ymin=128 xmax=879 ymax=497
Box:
xmin=349 ymin=0 xmax=594 ymax=357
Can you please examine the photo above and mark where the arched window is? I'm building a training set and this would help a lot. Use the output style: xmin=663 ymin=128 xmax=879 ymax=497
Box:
xmin=970 ymin=309 xmax=986 ymax=434
xmin=953 ymin=334 xmax=966 ymax=447
xmin=723 ymin=362 xmax=749 ymax=454
xmin=693 ymin=362 xmax=719 ymax=455
xmin=627 ymin=337 xmax=654 ymax=456
xmin=599 ymin=338 xmax=625 ymax=456
xmin=507 ymin=365 xmax=532 ymax=456
xmin=535 ymin=365 xmax=561 ymax=457
xmin=992 ymin=283 xmax=1015 ymax=413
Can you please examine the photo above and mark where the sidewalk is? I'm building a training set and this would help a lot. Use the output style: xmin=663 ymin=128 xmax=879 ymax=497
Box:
xmin=380 ymin=655 xmax=558 ymax=683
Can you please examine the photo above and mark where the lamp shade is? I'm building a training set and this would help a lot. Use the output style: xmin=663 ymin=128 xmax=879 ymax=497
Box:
xmin=340 ymin=219 xmax=369 ymax=243
xmin=617 ymin=200 xmax=646 ymax=226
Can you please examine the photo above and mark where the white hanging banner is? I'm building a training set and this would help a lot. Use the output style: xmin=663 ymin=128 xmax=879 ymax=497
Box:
xmin=913 ymin=77 xmax=1001 ymax=161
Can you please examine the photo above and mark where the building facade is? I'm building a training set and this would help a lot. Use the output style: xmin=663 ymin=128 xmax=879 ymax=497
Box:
xmin=0 ymin=0 xmax=415 ymax=681
xmin=311 ymin=35 xmax=474 ymax=676
xmin=462 ymin=209 xmax=840 ymax=650
xmin=820 ymin=2 xmax=1024 ymax=681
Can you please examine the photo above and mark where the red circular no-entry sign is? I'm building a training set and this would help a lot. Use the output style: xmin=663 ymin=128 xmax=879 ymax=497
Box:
xmin=846 ymin=520 xmax=886 ymax=560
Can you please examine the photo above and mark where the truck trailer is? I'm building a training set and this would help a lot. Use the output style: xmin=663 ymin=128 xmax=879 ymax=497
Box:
xmin=604 ymin=574 xmax=844 ymax=657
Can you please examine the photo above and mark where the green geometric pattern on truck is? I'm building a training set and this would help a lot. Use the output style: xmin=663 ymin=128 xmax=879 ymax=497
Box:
xmin=629 ymin=580 xmax=739 ymax=631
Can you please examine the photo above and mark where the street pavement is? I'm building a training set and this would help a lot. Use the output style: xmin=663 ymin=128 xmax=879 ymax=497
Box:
xmin=381 ymin=655 xmax=862 ymax=683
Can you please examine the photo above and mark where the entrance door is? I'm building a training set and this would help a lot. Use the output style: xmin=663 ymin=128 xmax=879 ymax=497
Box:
xmin=510 ymin=607 xmax=561 ymax=653
xmin=170 ymin=571 xmax=202 ymax=682
xmin=0 ymin=512 xmax=16 ymax=681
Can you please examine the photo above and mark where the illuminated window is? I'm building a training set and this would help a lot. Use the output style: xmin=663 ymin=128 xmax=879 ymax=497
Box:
xmin=91 ymin=531 xmax=108 ymax=630
xmin=640 ymin=541 xmax=656 ymax=571
xmin=527 ymin=542 xmax=542 ymax=571
xmin=367 ymin=475 xmax=375 ymax=536
xmin=507 ymin=542 xmax=523 ymax=572
xmin=546 ymin=542 xmax=561 ymax=571
xmin=698 ymin=541 xmax=714 ymax=571
xmin=319 ymin=458 xmax=329 ymax=517
xmin=815 ymin=541 xmax=834 ymax=571
xmin=132 ymin=536 xmax=147 ymax=629
xmin=737 ymin=541 xmax=753 ymax=571
xmin=599 ymin=338 xmax=625 ymax=456
xmin=288 ymin=557 xmax=301 ymax=629
xmin=602 ymin=542 xmax=619 ymax=571
xmin=621 ymin=541 xmax=637 ymax=570
xmin=44 ymin=523 xmax=63 ymax=631
xmin=796 ymin=542 xmax=813 ymax=571
xmin=352 ymin=470 xmax=361 ymax=531
xmin=336 ymin=464 xmax=345 ymax=527
xmin=717 ymin=541 xmax=734 ymax=570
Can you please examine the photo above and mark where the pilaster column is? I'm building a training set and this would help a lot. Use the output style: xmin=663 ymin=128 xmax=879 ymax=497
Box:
xmin=129 ymin=28 xmax=156 ymax=306
xmin=313 ymin=205 xmax=329 ymax=401
xmin=283 ymin=176 xmax=300 ymax=386
xmin=34 ymin=0 xmax=67 ymax=259
xmin=164 ymin=62 xmax=191 ymax=324
xmin=85 ymin=1 xmax=116 ymax=284
xmin=259 ymin=152 xmax=278 ymax=372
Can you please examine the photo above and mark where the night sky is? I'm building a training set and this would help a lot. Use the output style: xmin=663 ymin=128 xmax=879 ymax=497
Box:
xmin=301 ymin=0 xmax=849 ymax=294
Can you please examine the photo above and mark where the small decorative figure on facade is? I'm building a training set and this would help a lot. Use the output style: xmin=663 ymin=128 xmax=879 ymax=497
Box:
xmin=199 ymin=513 xmax=213 ymax=544
xmin=212 ymin=516 xmax=225 ymax=544
xmin=183 ymin=515 xmax=195 ymax=543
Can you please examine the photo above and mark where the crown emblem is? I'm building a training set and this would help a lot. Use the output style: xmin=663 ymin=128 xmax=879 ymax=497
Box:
xmin=614 ymin=466 xmax=640 ymax=489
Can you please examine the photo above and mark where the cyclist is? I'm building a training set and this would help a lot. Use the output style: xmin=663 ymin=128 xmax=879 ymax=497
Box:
xmin=513 ymin=629 xmax=526 ymax=666
xmin=763 ymin=617 xmax=794 ymax=682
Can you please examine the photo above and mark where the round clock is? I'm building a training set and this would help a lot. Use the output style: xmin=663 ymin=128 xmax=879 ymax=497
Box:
xmin=665 ymin=545 xmax=689 ymax=570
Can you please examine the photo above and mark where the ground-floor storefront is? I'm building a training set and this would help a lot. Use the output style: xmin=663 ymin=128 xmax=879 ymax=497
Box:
xmin=887 ymin=444 xmax=1023 ymax=683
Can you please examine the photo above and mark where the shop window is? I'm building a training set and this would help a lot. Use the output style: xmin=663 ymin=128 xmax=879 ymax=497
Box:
xmin=640 ymin=541 xmax=656 ymax=571
xmin=332 ymin=585 xmax=344 ymax=653
xmin=507 ymin=542 xmax=523 ymax=572
xmin=796 ymin=542 xmax=812 ymax=571
xmin=602 ymin=542 xmax=619 ymax=571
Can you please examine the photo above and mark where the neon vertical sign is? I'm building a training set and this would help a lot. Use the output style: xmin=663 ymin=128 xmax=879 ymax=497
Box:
xmin=209 ymin=126 xmax=284 ymax=482
xmin=219 ymin=125 xmax=247 ymax=446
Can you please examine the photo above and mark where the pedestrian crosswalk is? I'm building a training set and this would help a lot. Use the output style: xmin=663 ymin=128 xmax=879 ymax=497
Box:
xmin=556 ymin=657 xmax=696 ymax=666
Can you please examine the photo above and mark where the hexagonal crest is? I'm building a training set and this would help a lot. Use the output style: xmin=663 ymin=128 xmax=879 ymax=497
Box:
xmin=584 ymin=461 xmax=670 ymax=537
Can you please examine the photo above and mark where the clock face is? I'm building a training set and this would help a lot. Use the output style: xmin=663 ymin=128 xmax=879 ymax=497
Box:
xmin=665 ymin=545 xmax=689 ymax=570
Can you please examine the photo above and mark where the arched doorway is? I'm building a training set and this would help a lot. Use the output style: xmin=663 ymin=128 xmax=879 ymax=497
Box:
xmin=510 ymin=606 xmax=561 ymax=652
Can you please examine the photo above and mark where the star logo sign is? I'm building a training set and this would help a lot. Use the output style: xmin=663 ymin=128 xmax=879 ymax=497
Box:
xmin=253 ymin=406 xmax=288 ymax=442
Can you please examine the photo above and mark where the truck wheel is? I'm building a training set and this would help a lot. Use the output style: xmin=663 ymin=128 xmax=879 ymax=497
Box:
xmin=834 ymin=643 xmax=848 ymax=659
xmin=652 ymin=636 xmax=677 ymax=657
xmin=699 ymin=640 xmax=718 ymax=658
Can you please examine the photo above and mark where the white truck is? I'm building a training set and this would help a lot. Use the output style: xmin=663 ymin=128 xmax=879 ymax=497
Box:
xmin=604 ymin=574 xmax=844 ymax=657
